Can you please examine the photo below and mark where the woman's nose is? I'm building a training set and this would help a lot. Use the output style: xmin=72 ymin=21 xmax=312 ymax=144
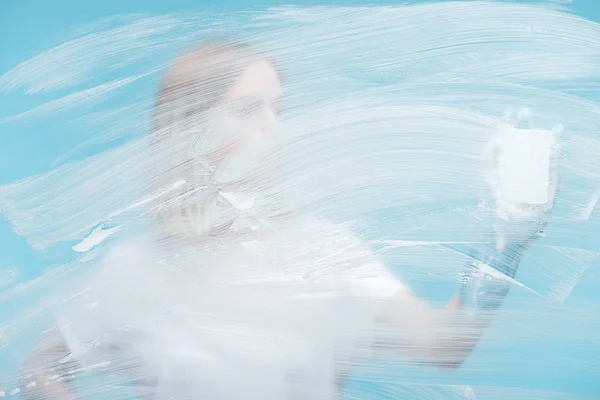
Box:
xmin=259 ymin=105 xmax=281 ymax=134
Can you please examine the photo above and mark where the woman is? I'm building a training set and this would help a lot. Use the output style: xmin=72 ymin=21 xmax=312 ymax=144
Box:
xmin=26 ymin=42 xmax=555 ymax=399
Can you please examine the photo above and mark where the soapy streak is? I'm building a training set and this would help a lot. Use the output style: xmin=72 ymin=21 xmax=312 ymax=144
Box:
xmin=0 ymin=75 xmax=150 ymax=125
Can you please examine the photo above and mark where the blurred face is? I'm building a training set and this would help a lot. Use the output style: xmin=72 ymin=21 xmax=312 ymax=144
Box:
xmin=206 ymin=60 xmax=284 ymax=176
xmin=222 ymin=59 xmax=283 ymax=133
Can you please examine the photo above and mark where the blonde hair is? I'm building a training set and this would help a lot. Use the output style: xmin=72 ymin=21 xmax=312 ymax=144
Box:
xmin=146 ymin=41 xmax=274 ymax=238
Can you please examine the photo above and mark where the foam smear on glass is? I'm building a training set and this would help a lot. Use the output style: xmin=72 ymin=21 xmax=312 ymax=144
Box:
xmin=0 ymin=2 xmax=599 ymax=399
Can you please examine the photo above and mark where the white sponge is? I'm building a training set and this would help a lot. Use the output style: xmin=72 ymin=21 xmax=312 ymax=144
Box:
xmin=494 ymin=126 xmax=555 ymax=205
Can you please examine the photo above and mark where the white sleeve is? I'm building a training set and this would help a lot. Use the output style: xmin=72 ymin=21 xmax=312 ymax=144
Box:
xmin=55 ymin=314 xmax=92 ymax=360
xmin=54 ymin=238 xmax=148 ymax=362
xmin=55 ymin=272 xmax=126 ymax=363
xmin=303 ymin=219 xmax=409 ymax=299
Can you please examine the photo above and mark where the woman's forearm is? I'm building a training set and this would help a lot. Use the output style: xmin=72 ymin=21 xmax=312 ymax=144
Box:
xmin=375 ymin=290 xmax=489 ymax=368
xmin=24 ymin=379 xmax=77 ymax=400
xmin=377 ymin=239 xmax=534 ymax=368
xmin=24 ymin=343 xmax=78 ymax=400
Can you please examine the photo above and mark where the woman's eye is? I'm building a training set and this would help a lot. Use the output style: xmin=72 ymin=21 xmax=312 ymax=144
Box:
xmin=234 ymin=100 xmax=262 ymax=118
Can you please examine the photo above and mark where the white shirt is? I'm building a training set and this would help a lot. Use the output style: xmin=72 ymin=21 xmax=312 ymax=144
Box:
xmin=56 ymin=215 xmax=407 ymax=399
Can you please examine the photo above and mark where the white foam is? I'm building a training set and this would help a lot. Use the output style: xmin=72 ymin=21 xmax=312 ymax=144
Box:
xmin=475 ymin=262 xmax=545 ymax=298
xmin=380 ymin=240 xmax=470 ymax=250
xmin=72 ymin=224 xmax=122 ymax=253
xmin=219 ymin=191 xmax=256 ymax=211
xmin=577 ymin=190 xmax=600 ymax=220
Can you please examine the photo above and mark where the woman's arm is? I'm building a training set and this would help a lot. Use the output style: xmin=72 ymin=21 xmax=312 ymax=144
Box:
xmin=376 ymin=290 xmax=489 ymax=368
xmin=24 ymin=340 xmax=78 ymax=400
xmin=376 ymin=210 xmax=550 ymax=368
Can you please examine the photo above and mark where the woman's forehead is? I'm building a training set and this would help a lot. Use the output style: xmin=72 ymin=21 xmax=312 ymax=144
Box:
xmin=224 ymin=60 xmax=282 ymax=102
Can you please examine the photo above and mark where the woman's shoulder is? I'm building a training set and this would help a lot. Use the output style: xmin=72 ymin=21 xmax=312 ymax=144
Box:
xmin=79 ymin=232 xmax=164 ymax=296
xmin=290 ymin=214 xmax=409 ymax=297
